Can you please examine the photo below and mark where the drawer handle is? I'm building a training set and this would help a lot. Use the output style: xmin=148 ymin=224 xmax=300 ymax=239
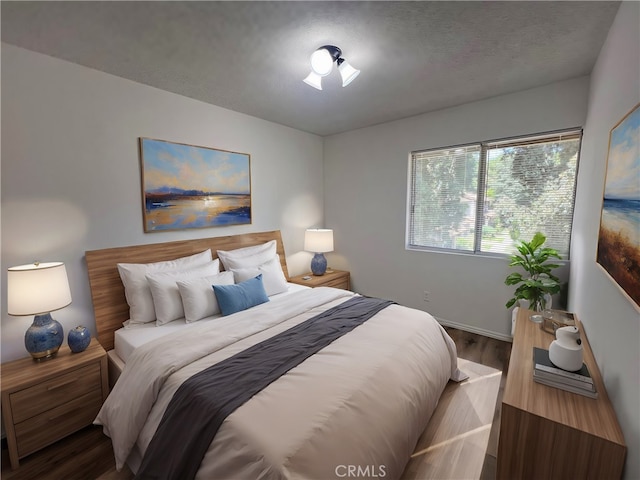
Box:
xmin=46 ymin=378 xmax=78 ymax=391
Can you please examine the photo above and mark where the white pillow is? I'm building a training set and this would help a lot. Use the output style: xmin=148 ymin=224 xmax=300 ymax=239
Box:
xmin=231 ymin=255 xmax=288 ymax=296
xmin=117 ymin=250 xmax=213 ymax=325
xmin=217 ymin=240 xmax=277 ymax=270
xmin=177 ymin=271 xmax=235 ymax=323
xmin=147 ymin=260 xmax=221 ymax=325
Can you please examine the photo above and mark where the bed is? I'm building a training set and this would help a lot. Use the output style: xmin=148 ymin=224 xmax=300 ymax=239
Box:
xmin=86 ymin=230 xmax=466 ymax=479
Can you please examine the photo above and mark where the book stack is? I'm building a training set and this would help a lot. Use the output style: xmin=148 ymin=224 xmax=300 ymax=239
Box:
xmin=533 ymin=347 xmax=598 ymax=399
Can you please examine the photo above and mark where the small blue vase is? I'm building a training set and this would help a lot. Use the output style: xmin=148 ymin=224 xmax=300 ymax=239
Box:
xmin=68 ymin=326 xmax=91 ymax=353
xmin=25 ymin=313 xmax=64 ymax=360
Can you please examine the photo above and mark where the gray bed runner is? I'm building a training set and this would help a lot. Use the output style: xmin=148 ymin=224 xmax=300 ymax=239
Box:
xmin=135 ymin=295 xmax=394 ymax=480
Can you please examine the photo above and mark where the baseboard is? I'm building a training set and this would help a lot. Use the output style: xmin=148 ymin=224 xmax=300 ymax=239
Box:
xmin=436 ymin=316 xmax=513 ymax=343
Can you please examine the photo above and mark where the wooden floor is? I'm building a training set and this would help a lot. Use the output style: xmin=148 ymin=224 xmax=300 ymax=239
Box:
xmin=440 ymin=327 xmax=511 ymax=480
xmin=1 ymin=328 xmax=510 ymax=480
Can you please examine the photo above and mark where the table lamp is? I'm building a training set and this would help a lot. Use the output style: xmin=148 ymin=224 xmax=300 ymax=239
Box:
xmin=304 ymin=229 xmax=334 ymax=276
xmin=7 ymin=262 xmax=72 ymax=360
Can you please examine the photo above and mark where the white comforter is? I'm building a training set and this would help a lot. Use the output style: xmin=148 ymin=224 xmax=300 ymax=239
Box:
xmin=95 ymin=287 xmax=465 ymax=479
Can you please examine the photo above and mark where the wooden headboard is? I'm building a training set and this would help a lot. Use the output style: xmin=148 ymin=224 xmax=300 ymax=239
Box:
xmin=85 ymin=230 xmax=289 ymax=351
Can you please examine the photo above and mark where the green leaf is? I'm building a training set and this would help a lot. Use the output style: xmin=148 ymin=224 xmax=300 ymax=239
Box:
xmin=542 ymin=263 xmax=561 ymax=270
xmin=547 ymin=273 xmax=560 ymax=283
xmin=517 ymin=243 xmax=531 ymax=256
xmin=529 ymin=232 xmax=546 ymax=250
xmin=505 ymin=272 xmax=524 ymax=285
xmin=508 ymin=257 xmax=528 ymax=269
xmin=540 ymin=247 xmax=561 ymax=258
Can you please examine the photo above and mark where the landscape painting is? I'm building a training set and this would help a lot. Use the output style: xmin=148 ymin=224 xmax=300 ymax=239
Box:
xmin=597 ymin=103 xmax=640 ymax=309
xmin=140 ymin=138 xmax=251 ymax=232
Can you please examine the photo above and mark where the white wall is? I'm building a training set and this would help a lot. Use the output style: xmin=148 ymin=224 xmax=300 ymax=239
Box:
xmin=1 ymin=44 xmax=324 ymax=363
xmin=324 ymin=77 xmax=588 ymax=339
xmin=570 ymin=2 xmax=640 ymax=478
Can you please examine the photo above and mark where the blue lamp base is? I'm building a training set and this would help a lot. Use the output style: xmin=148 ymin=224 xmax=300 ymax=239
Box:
xmin=25 ymin=313 xmax=64 ymax=360
xmin=311 ymin=252 xmax=328 ymax=276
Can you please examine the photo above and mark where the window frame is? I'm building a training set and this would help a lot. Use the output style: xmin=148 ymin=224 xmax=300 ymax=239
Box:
xmin=406 ymin=128 xmax=582 ymax=259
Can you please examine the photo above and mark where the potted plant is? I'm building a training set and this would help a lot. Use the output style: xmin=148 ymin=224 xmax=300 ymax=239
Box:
xmin=505 ymin=232 xmax=562 ymax=311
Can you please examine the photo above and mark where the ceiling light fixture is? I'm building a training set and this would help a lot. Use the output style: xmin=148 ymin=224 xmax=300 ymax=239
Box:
xmin=303 ymin=45 xmax=360 ymax=90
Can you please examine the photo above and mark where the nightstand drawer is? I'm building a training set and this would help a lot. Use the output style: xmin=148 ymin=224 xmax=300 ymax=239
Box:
xmin=14 ymin=389 xmax=103 ymax=457
xmin=10 ymin=362 xmax=101 ymax=423
xmin=324 ymin=278 xmax=349 ymax=290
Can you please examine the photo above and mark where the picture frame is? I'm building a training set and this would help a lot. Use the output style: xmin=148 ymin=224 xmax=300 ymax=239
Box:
xmin=139 ymin=138 xmax=251 ymax=232
xmin=596 ymin=102 xmax=640 ymax=310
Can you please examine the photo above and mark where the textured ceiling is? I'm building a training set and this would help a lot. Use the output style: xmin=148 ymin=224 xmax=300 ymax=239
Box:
xmin=1 ymin=1 xmax=621 ymax=136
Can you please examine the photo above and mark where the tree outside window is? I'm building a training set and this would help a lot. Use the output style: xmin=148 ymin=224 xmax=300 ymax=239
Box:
xmin=407 ymin=129 xmax=581 ymax=257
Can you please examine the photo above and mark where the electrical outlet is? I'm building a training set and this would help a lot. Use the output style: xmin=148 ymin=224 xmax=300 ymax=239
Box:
xmin=423 ymin=290 xmax=430 ymax=302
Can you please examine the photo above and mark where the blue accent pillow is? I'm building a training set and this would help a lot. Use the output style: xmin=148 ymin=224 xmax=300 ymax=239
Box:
xmin=212 ymin=274 xmax=269 ymax=316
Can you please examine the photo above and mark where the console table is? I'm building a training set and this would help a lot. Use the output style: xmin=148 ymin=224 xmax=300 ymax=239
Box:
xmin=497 ymin=308 xmax=626 ymax=479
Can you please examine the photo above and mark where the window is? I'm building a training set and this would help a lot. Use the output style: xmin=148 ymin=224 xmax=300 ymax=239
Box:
xmin=407 ymin=129 xmax=581 ymax=258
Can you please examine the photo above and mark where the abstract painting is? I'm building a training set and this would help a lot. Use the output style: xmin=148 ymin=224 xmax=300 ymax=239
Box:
xmin=597 ymin=103 xmax=640 ymax=309
xmin=140 ymin=138 xmax=251 ymax=232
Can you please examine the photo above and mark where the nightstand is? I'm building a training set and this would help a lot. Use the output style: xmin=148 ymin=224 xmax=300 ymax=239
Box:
xmin=290 ymin=269 xmax=351 ymax=291
xmin=1 ymin=338 xmax=108 ymax=470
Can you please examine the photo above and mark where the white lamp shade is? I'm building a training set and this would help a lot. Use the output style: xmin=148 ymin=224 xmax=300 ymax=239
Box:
xmin=304 ymin=229 xmax=334 ymax=253
xmin=339 ymin=60 xmax=360 ymax=87
xmin=303 ymin=71 xmax=323 ymax=90
xmin=7 ymin=262 xmax=72 ymax=316
xmin=310 ymin=48 xmax=334 ymax=76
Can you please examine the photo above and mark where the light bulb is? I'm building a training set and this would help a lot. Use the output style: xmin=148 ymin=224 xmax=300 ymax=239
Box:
xmin=310 ymin=48 xmax=334 ymax=76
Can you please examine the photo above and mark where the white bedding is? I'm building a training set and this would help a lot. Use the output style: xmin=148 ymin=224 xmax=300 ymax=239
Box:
xmin=96 ymin=287 xmax=465 ymax=479
xmin=114 ymin=282 xmax=310 ymax=363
